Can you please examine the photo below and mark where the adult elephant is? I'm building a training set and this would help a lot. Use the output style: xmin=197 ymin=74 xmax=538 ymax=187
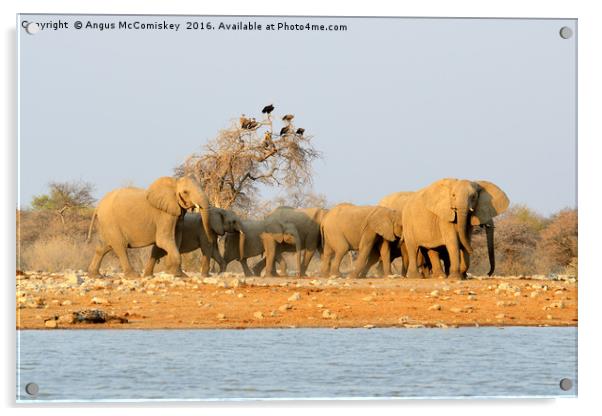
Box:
xmin=403 ymin=178 xmax=509 ymax=280
xmin=320 ymin=204 xmax=403 ymax=279
xmin=223 ymin=218 xmax=301 ymax=277
xmin=141 ymin=208 xmax=245 ymax=277
xmin=87 ymin=176 xmax=212 ymax=278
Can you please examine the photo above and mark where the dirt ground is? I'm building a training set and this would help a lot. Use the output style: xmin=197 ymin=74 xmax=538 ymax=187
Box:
xmin=16 ymin=271 xmax=577 ymax=330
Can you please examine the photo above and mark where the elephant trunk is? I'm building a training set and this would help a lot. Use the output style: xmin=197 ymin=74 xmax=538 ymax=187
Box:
xmin=235 ymin=221 xmax=246 ymax=260
xmin=485 ymin=220 xmax=495 ymax=276
xmin=457 ymin=209 xmax=473 ymax=255
xmin=194 ymin=190 xmax=213 ymax=243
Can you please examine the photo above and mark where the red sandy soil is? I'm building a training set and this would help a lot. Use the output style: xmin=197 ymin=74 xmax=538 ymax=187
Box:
xmin=16 ymin=272 xmax=577 ymax=330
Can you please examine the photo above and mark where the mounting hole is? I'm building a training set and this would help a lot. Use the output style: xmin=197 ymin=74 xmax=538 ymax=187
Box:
xmin=559 ymin=26 xmax=573 ymax=39
xmin=559 ymin=378 xmax=573 ymax=391
xmin=25 ymin=22 xmax=40 ymax=35
xmin=25 ymin=382 xmax=39 ymax=396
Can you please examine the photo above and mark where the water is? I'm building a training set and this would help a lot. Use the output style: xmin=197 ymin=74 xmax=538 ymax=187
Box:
xmin=16 ymin=327 xmax=577 ymax=401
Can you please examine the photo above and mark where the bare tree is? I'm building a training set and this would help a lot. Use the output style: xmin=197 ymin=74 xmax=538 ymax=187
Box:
xmin=175 ymin=109 xmax=321 ymax=215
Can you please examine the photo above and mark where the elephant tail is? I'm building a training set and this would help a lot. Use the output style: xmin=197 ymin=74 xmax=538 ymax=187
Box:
xmin=86 ymin=208 xmax=98 ymax=243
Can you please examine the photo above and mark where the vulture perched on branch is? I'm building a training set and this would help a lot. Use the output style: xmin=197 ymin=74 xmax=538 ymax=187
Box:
xmin=282 ymin=114 xmax=295 ymax=122
xmin=280 ymin=125 xmax=291 ymax=136
xmin=262 ymin=104 xmax=275 ymax=114
xmin=296 ymin=128 xmax=305 ymax=136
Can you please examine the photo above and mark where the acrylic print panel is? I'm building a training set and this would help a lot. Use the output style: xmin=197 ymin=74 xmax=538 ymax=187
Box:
xmin=16 ymin=15 xmax=577 ymax=401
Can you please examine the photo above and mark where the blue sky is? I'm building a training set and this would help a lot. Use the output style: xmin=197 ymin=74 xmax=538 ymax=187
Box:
xmin=18 ymin=16 xmax=576 ymax=216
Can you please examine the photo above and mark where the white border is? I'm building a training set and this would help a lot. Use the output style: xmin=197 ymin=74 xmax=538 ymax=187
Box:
xmin=3 ymin=1 xmax=600 ymax=415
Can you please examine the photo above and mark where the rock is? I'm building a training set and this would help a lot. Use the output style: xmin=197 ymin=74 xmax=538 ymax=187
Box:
xmin=61 ymin=300 xmax=72 ymax=306
xmin=435 ymin=322 xmax=448 ymax=328
xmin=146 ymin=290 xmax=155 ymax=296
xmin=430 ymin=290 xmax=440 ymax=297
xmin=364 ymin=324 xmax=375 ymax=329
xmin=216 ymin=313 xmax=226 ymax=320
xmin=398 ymin=315 xmax=412 ymax=324
xmin=203 ymin=277 xmax=219 ymax=285
xmin=237 ymin=293 xmax=245 ymax=298
xmin=429 ymin=304 xmax=442 ymax=311
xmin=450 ymin=307 xmax=463 ymax=313
xmin=44 ymin=319 xmax=57 ymax=328
xmin=58 ymin=313 xmax=75 ymax=324
xmin=495 ymin=313 xmax=505 ymax=319
xmin=454 ymin=289 xmax=465 ymax=295
xmin=513 ymin=291 xmax=521 ymax=297
xmin=51 ymin=299 xmax=60 ymax=305
xmin=554 ymin=290 xmax=565 ymax=296
xmin=496 ymin=301 xmax=516 ymax=307
xmin=404 ymin=324 xmax=425 ymax=328
xmin=279 ymin=304 xmax=293 ymax=312
xmin=441 ymin=286 xmax=451 ymax=292
xmin=91 ymin=297 xmax=109 ymax=305
xmin=64 ymin=272 xmax=84 ymax=286
xmin=288 ymin=292 xmax=301 ymax=301
xmin=467 ymin=295 xmax=477 ymax=301
xmin=362 ymin=296 xmax=374 ymax=302
xmin=497 ymin=282 xmax=511 ymax=291
xmin=530 ymin=291 xmax=539 ymax=298
xmin=322 ymin=309 xmax=336 ymax=319
xmin=229 ymin=278 xmax=243 ymax=288
xmin=253 ymin=311 xmax=264 ymax=320
xmin=270 ymin=310 xmax=278 ymax=317
xmin=409 ymin=288 xmax=416 ymax=292
xmin=546 ymin=314 xmax=553 ymax=320
xmin=316 ymin=304 xmax=324 ymax=309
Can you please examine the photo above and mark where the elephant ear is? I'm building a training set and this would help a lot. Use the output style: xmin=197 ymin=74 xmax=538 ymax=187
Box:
xmin=422 ymin=178 xmax=457 ymax=222
xmin=472 ymin=181 xmax=510 ymax=225
xmin=367 ymin=208 xmax=396 ymax=242
xmin=210 ymin=208 xmax=226 ymax=236
xmin=146 ymin=177 xmax=181 ymax=216
xmin=264 ymin=221 xmax=285 ymax=243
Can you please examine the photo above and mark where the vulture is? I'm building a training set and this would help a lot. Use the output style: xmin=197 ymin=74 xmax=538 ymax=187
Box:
xmin=296 ymin=128 xmax=305 ymax=136
xmin=262 ymin=104 xmax=275 ymax=114
xmin=282 ymin=114 xmax=295 ymax=122
xmin=246 ymin=118 xmax=259 ymax=129
xmin=280 ymin=125 xmax=291 ymax=136
xmin=239 ymin=115 xmax=250 ymax=129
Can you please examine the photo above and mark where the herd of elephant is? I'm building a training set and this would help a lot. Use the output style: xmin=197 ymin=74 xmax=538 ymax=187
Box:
xmin=86 ymin=176 xmax=510 ymax=280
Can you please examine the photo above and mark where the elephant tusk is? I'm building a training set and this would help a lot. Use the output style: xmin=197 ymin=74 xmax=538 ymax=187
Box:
xmin=469 ymin=207 xmax=474 ymax=212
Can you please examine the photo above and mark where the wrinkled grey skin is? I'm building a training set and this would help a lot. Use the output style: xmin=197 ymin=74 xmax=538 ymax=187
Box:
xmin=223 ymin=218 xmax=300 ymax=277
xmin=320 ymin=204 xmax=403 ymax=279
xmin=142 ymin=208 xmax=245 ymax=277
xmin=252 ymin=207 xmax=329 ymax=277
xmin=87 ymin=176 xmax=212 ymax=278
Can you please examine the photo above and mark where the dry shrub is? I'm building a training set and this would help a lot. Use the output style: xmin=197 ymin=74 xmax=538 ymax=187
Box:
xmin=536 ymin=209 xmax=577 ymax=275
xmin=19 ymin=235 xmax=95 ymax=272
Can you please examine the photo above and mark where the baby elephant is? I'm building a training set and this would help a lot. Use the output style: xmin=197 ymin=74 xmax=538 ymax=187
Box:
xmin=320 ymin=204 xmax=403 ymax=278
xmin=223 ymin=219 xmax=301 ymax=277
xmin=142 ymin=208 xmax=245 ymax=277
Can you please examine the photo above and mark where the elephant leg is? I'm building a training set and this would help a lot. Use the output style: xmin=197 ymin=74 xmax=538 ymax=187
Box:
xmin=320 ymin=243 xmax=334 ymax=278
xmin=361 ymin=248 xmax=380 ymax=278
xmin=155 ymin=235 xmax=186 ymax=277
xmin=112 ymin=243 xmax=138 ymax=278
xmin=88 ymin=243 xmax=111 ymax=278
xmin=252 ymin=257 xmax=266 ymax=276
xmin=213 ymin=249 xmax=227 ymax=274
xmin=199 ymin=254 xmax=211 ymax=277
xmin=427 ymin=249 xmax=446 ymax=279
xmin=460 ymin=248 xmax=470 ymax=279
xmin=405 ymin=240 xmax=422 ymax=279
xmin=240 ymin=258 xmax=255 ymax=277
xmin=349 ymin=233 xmax=376 ymax=279
xmin=400 ymin=242 xmax=409 ymax=277
xmin=263 ymin=240 xmax=277 ymax=277
xmin=301 ymin=248 xmax=315 ymax=277
xmin=443 ymin=235 xmax=462 ymax=280
xmin=142 ymin=245 xmax=166 ymax=277
xmin=379 ymin=240 xmax=392 ymax=277
xmin=329 ymin=249 xmax=346 ymax=278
